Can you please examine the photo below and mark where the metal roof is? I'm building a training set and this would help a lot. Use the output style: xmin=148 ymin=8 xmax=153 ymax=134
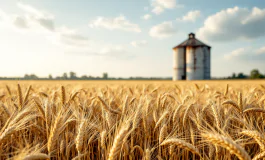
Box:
xmin=173 ymin=33 xmax=211 ymax=49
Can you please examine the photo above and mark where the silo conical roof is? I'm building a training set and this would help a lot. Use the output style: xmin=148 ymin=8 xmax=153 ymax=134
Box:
xmin=173 ymin=33 xmax=211 ymax=49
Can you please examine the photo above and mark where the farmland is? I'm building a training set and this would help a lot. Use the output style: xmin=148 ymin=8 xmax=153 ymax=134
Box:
xmin=0 ymin=80 xmax=265 ymax=159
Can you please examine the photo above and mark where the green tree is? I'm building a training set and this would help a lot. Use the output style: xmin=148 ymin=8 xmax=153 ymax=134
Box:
xmin=103 ymin=73 xmax=108 ymax=80
xmin=81 ymin=75 xmax=88 ymax=80
xmin=24 ymin=74 xmax=30 ymax=79
xmin=250 ymin=69 xmax=264 ymax=79
xmin=69 ymin=71 xmax=77 ymax=79
xmin=232 ymin=73 xmax=236 ymax=79
xmin=237 ymin=73 xmax=247 ymax=79
xmin=63 ymin=73 xmax=68 ymax=79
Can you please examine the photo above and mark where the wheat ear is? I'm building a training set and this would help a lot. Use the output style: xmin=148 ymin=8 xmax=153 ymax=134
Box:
xmin=22 ymin=153 xmax=49 ymax=160
xmin=98 ymin=96 xmax=121 ymax=115
xmin=108 ymin=126 xmax=128 ymax=160
xmin=101 ymin=130 xmax=107 ymax=149
xmin=61 ymin=86 xmax=66 ymax=105
xmin=159 ymin=124 xmax=167 ymax=144
xmin=33 ymin=99 xmax=45 ymax=118
xmin=241 ymin=130 xmax=265 ymax=150
xmin=5 ymin=85 xmax=12 ymax=96
xmin=47 ymin=113 xmax=61 ymax=153
xmin=238 ymin=92 xmax=243 ymax=111
xmin=154 ymin=111 xmax=168 ymax=130
xmin=17 ymin=84 xmax=23 ymax=109
xmin=76 ymin=120 xmax=86 ymax=154
xmin=202 ymin=133 xmax=251 ymax=160
xmin=222 ymin=100 xmax=240 ymax=112
xmin=224 ymin=84 xmax=229 ymax=96
xmin=23 ymin=85 xmax=31 ymax=106
xmin=160 ymin=138 xmax=200 ymax=156
xmin=243 ymin=108 xmax=265 ymax=114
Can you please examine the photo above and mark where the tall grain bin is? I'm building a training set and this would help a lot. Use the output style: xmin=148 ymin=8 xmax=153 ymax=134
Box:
xmin=173 ymin=33 xmax=211 ymax=80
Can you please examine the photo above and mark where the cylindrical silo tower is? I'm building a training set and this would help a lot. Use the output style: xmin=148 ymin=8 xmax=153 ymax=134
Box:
xmin=172 ymin=33 xmax=211 ymax=80
xmin=173 ymin=47 xmax=185 ymax=80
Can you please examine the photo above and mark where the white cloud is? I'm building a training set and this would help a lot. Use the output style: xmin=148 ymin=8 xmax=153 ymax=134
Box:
xmin=17 ymin=2 xmax=55 ymax=31
xmin=13 ymin=16 xmax=29 ymax=28
xmin=131 ymin=40 xmax=147 ymax=47
xmin=224 ymin=46 xmax=265 ymax=61
xmin=55 ymin=28 xmax=131 ymax=58
xmin=0 ymin=4 xmax=54 ymax=34
xmin=1 ymin=3 xmax=131 ymax=59
xmin=99 ymin=45 xmax=125 ymax=56
xmin=55 ymin=27 xmax=90 ymax=47
xmin=149 ymin=21 xmax=177 ymax=39
xmin=197 ymin=6 xmax=265 ymax=42
xmin=89 ymin=15 xmax=141 ymax=33
xmin=0 ymin=2 xmax=135 ymax=61
xmin=152 ymin=6 xmax=164 ymax=15
xmin=224 ymin=48 xmax=247 ymax=60
xmin=256 ymin=46 xmax=265 ymax=54
xmin=151 ymin=0 xmax=184 ymax=15
xmin=17 ymin=2 xmax=53 ymax=19
xmin=0 ymin=10 xmax=7 ymax=20
xmin=142 ymin=14 xmax=152 ymax=20
xmin=178 ymin=10 xmax=201 ymax=22
xmin=5 ymin=3 xmax=90 ymax=48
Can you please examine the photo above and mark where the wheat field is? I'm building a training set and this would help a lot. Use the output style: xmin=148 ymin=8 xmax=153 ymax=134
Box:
xmin=0 ymin=80 xmax=265 ymax=160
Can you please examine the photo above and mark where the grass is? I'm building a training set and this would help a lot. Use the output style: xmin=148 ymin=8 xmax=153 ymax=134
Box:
xmin=0 ymin=80 xmax=264 ymax=159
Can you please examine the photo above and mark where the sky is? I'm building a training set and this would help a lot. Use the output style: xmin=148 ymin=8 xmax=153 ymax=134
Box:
xmin=0 ymin=0 xmax=265 ymax=78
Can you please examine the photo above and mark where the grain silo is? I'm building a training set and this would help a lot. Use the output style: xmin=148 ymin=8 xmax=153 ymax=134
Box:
xmin=173 ymin=33 xmax=211 ymax=80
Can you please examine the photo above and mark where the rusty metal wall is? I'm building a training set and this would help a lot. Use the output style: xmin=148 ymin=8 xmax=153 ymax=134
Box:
xmin=204 ymin=47 xmax=211 ymax=79
xmin=194 ymin=47 xmax=204 ymax=80
xmin=173 ymin=48 xmax=185 ymax=80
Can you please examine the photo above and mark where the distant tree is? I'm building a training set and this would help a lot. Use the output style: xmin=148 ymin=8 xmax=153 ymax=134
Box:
xmin=237 ymin=73 xmax=247 ymax=79
xmin=81 ymin=75 xmax=88 ymax=80
xmin=48 ymin=74 xmax=53 ymax=80
xmin=69 ymin=71 xmax=77 ymax=79
xmin=31 ymin=74 xmax=38 ymax=80
xmin=24 ymin=74 xmax=38 ymax=80
xmin=103 ymin=73 xmax=108 ymax=80
xmin=88 ymin=76 xmax=93 ymax=80
xmin=63 ymin=73 xmax=68 ymax=79
xmin=232 ymin=73 xmax=236 ymax=79
xmin=250 ymin=69 xmax=264 ymax=79
xmin=24 ymin=74 xmax=30 ymax=79
xmin=55 ymin=76 xmax=61 ymax=80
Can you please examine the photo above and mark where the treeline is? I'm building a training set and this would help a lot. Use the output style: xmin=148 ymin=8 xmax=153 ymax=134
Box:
xmin=0 ymin=69 xmax=264 ymax=80
xmin=0 ymin=71 xmax=171 ymax=80
xmin=214 ymin=69 xmax=265 ymax=80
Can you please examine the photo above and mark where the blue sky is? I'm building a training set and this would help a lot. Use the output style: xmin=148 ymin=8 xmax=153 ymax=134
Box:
xmin=0 ymin=0 xmax=265 ymax=78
